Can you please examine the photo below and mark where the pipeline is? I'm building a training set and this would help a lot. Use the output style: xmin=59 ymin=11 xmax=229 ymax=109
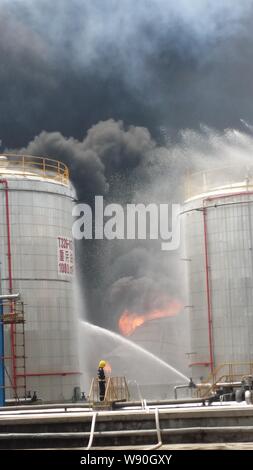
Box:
xmin=174 ymin=384 xmax=191 ymax=399
xmin=86 ymin=412 xmax=97 ymax=450
xmin=113 ymin=397 xmax=207 ymax=408
xmin=15 ymin=371 xmax=81 ymax=378
xmin=2 ymin=425 xmax=253 ymax=448
xmin=146 ymin=407 xmax=162 ymax=450
xmin=174 ymin=378 xmax=197 ymax=399
xmin=0 ymin=402 xmax=91 ymax=411
xmin=0 ymin=180 xmax=16 ymax=393
xmin=0 ymin=180 xmax=13 ymax=294
xmin=174 ymin=384 xmax=189 ymax=399
xmin=0 ymin=294 xmax=20 ymax=301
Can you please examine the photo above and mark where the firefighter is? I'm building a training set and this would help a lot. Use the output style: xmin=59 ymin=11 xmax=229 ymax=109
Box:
xmin=97 ymin=360 xmax=106 ymax=401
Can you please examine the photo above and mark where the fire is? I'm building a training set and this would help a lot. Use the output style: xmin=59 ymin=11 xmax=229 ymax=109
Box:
xmin=118 ymin=299 xmax=182 ymax=336
xmin=104 ymin=361 xmax=112 ymax=374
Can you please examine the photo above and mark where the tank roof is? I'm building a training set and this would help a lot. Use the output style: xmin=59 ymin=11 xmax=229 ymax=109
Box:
xmin=0 ymin=154 xmax=69 ymax=186
xmin=185 ymin=166 xmax=253 ymax=202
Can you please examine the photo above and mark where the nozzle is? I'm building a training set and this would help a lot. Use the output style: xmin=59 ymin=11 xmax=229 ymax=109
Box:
xmin=189 ymin=378 xmax=196 ymax=388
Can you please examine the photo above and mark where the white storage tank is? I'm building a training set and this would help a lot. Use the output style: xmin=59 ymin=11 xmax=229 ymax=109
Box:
xmin=0 ymin=154 xmax=80 ymax=401
xmin=182 ymin=167 xmax=253 ymax=382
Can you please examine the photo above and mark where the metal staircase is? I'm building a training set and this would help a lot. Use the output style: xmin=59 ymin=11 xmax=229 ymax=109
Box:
xmin=196 ymin=362 xmax=253 ymax=398
xmin=0 ymin=298 xmax=26 ymax=403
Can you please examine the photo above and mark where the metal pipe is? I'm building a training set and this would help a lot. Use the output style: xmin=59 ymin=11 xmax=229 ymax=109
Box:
xmin=196 ymin=381 xmax=242 ymax=388
xmin=174 ymin=384 xmax=191 ymax=400
xmin=0 ymin=179 xmax=16 ymax=392
xmin=0 ymin=403 xmax=91 ymax=411
xmin=0 ymin=409 xmax=92 ymax=416
xmin=0 ymin=294 xmax=20 ymax=301
xmin=86 ymin=412 xmax=97 ymax=450
xmin=114 ymin=397 xmax=206 ymax=408
xmin=174 ymin=378 xmax=197 ymax=399
xmin=1 ymin=425 xmax=253 ymax=441
xmin=0 ymin=431 xmax=160 ymax=440
xmin=0 ymin=180 xmax=13 ymax=294
xmin=146 ymin=407 xmax=162 ymax=450
xmin=15 ymin=371 xmax=81 ymax=378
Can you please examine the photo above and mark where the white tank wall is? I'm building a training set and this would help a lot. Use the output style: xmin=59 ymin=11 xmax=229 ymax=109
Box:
xmin=0 ymin=176 xmax=80 ymax=401
xmin=183 ymin=190 xmax=253 ymax=381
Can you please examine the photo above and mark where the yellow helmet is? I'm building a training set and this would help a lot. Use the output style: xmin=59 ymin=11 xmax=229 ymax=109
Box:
xmin=99 ymin=360 xmax=106 ymax=368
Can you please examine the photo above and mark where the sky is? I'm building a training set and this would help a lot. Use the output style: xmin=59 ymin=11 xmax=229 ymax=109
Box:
xmin=1 ymin=0 xmax=253 ymax=329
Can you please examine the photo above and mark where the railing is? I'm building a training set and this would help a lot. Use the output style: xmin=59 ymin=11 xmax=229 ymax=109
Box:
xmin=204 ymin=362 xmax=253 ymax=385
xmin=196 ymin=362 xmax=253 ymax=398
xmin=88 ymin=376 xmax=130 ymax=406
xmin=0 ymin=154 xmax=69 ymax=185
xmin=104 ymin=377 xmax=130 ymax=403
xmin=185 ymin=166 xmax=253 ymax=200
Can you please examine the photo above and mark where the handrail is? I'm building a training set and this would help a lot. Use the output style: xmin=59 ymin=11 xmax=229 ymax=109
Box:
xmin=0 ymin=154 xmax=69 ymax=185
xmin=195 ymin=362 xmax=253 ymax=398
xmin=201 ymin=362 xmax=253 ymax=386
xmin=89 ymin=376 xmax=130 ymax=405
xmin=185 ymin=165 xmax=253 ymax=199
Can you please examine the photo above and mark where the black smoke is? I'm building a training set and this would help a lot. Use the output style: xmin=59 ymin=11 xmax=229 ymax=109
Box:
xmin=1 ymin=0 xmax=253 ymax=148
xmin=15 ymin=119 xmax=183 ymax=328
xmin=2 ymin=0 xmax=253 ymax=329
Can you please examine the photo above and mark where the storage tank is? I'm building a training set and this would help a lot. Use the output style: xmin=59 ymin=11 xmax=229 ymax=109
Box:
xmin=182 ymin=167 xmax=253 ymax=383
xmin=0 ymin=154 xmax=80 ymax=401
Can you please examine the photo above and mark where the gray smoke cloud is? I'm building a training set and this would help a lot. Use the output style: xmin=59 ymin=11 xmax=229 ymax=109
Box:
xmin=10 ymin=119 xmax=253 ymax=331
xmin=12 ymin=120 xmax=179 ymax=329
xmin=2 ymin=0 xmax=253 ymax=332
xmin=1 ymin=0 xmax=253 ymax=148
xmin=16 ymin=120 xmax=160 ymax=201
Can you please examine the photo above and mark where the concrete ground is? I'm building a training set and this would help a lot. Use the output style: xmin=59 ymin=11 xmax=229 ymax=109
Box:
xmin=91 ymin=442 xmax=253 ymax=450
xmin=1 ymin=401 xmax=253 ymax=449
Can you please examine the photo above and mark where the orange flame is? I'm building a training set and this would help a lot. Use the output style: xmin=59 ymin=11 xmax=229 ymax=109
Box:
xmin=118 ymin=299 xmax=182 ymax=336
xmin=104 ymin=361 xmax=112 ymax=374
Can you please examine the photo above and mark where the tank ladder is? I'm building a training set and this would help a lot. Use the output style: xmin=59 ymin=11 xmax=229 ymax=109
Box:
xmin=0 ymin=299 xmax=26 ymax=402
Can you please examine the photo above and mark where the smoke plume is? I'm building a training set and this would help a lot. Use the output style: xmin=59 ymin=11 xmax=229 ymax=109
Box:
xmin=8 ymin=120 xmax=253 ymax=330
xmin=1 ymin=0 xmax=253 ymax=330
xmin=1 ymin=1 xmax=253 ymax=148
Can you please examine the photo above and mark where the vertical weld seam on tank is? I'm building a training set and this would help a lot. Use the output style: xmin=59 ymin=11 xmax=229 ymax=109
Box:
xmin=203 ymin=202 xmax=214 ymax=374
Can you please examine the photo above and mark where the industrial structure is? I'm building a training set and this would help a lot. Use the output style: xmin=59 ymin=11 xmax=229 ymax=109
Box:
xmin=182 ymin=167 xmax=253 ymax=389
xmin=2 ymin=161 xmax=253 ymax=449
xmin=0 ymin=154 xmax=80 ymax=404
